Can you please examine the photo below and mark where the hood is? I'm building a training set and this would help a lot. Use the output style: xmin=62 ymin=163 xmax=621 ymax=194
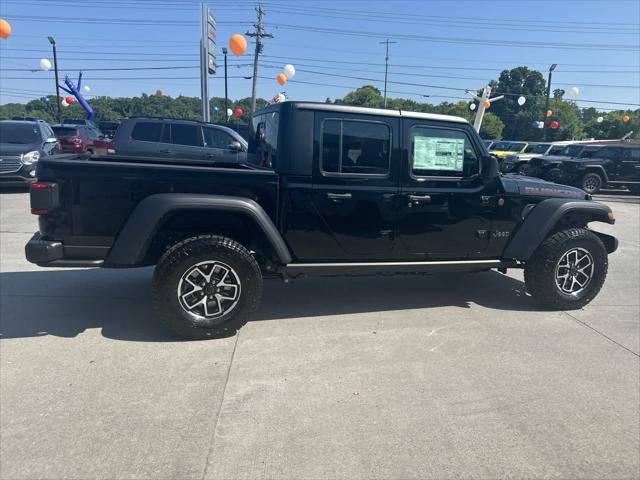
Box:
xmin=501 ymin=174 xmax=588 ymax=200
xmin=0 ymin=143 xmax=41 ymax=156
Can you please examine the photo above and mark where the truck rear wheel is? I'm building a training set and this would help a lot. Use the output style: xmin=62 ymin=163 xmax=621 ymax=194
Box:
xmin=152 ymin=235 xmax=263 ymax=340
xmin=524 ymin=228 xmax=607 ymax=310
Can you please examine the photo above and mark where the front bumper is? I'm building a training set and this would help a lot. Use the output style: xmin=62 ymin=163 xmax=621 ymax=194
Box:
xmin=25 ymin=232 xmax=106 ymax=267
xmin=0 ymin=162 xmax=37 ymax=186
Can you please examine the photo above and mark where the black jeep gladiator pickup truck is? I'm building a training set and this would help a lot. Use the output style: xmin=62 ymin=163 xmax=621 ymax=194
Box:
xmin=26 ymin=102 xmax=618 ymax=339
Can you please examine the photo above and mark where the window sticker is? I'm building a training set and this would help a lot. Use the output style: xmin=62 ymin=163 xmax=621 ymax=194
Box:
xmin=414 ymin=136 xmax=465 ymax=171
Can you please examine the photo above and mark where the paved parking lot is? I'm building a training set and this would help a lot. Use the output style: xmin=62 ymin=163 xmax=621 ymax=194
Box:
xmin=1 ymin=189 xmax=638 ymax=479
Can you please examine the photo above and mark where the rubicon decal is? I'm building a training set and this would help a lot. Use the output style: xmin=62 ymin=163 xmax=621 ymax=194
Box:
xmin=523 ymin=186 xmax=583 ymax=198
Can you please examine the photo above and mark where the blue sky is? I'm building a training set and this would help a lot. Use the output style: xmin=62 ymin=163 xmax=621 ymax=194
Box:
xmin=0 ymin=0 xmax=639 ymax=112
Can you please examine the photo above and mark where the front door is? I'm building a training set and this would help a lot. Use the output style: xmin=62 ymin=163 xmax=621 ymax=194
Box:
xmin=202 ymin=126 xmax=243 ymax=163
xmin=397 ymin=121 xmax=496 ymax=259
xmin=310 ymin=114 xmax=400 ymax=260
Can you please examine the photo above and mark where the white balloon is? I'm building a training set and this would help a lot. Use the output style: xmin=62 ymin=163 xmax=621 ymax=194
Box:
xmin=226 ymin=108 xmax=233 ymax=117
xmin=570 ymin=87 xmax=579 ymax=97
xmin=83 ymin=85 xmax=91 ymax=93
xmin=539 ymin=121 xmax=545 ymax=129
xmin=517 ymin=95 xmax=526 ymax=106
xmin=61 ymin=99 xmax=68 ymax=107
xmin=283 ymin=64 xmax=295 ymax=79
xmin=39 ymin=58 xmax=52 ymax=71
xmin=277 ymin=93 xmax=286 ymax=103
xmin=596 ymin=116 xmax=604 ymax=123
xmin=469 ymin=103 xmax=476 ymax=111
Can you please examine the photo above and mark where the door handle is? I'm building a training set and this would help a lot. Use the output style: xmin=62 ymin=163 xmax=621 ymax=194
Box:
xmin=159 ymin=149 xmax=172 ymax=154
xmin=408 ymin=194 xmax=431 ymax=204
xmin=327 ymin=192 xmax=352 ymax=201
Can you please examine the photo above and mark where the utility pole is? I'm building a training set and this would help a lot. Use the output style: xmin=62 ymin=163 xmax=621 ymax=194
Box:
xmin=542 ymin=63 xmax=557 ymax=141
xmin=466 ymin=86 xmax=504 ymax=133
xmin=246 ymin=4 xmax=272 ymax=113
xmin=47 ymin=36 xmax=61 ymax=124
xmin=379 ymin=39 xmax=396 ymax=108
xmin=222 ymin=47 xmax=229 ymax=118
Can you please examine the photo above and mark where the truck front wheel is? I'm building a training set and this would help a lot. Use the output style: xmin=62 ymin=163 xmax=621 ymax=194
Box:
xmin=152 ymin=235 xmax=263 ymax=340
xmin=524 ymin=228 xmax=607 ymax=310
xmin=580 ymin=173 xmax=603 ymax=194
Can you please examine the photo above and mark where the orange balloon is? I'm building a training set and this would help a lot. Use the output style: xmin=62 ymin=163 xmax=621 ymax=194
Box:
xmin=0 ymin=19 xmax=12 ymax=39
xmin=546 ymin=109 xmax=553 ymax=117
xmin=229 ymin=34 xmax=247 ymax=56
xmin=623 ymin=114 xmax=630 ymax=123
xmin=155 ymin=89 xmax=162 ymax=97
xmin=277 ymin=73 xmax=287 ymax=86
xmin=483 ymin=100 xmax=490 ymax=109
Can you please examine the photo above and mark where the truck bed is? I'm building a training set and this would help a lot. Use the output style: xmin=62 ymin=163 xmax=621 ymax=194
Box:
xmin=34 ymin=154 xmax=280 ymax=249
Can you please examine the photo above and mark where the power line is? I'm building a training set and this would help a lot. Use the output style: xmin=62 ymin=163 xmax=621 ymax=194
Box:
xmin=246 ymin=3 xmax=273 ymax=112
xmin=266 ymin=22 xmax=640 ymax=51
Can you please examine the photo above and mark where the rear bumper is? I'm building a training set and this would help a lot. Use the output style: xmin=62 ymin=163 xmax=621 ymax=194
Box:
xmin=25 ymin=232 xmax=106 ymax=267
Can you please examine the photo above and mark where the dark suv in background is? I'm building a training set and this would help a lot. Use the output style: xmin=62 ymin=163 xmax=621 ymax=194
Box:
xmin=98 ymin=120 xmax=120 ymax=139
xmin=555 ymin=142 xmax=640 ymax=194
xmin=525 ymin=143 xmax=604 ymax=180
xmin=0 ymin=119 xmax=59 ymax=186
xmin=113 ymin=118 xmax=249 ymax=163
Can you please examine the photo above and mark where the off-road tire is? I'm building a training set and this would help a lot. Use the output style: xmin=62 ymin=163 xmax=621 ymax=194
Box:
xmin=152 ymin=235 xmax=263 ymax=340
xmin=580 ymin=172 xmax=603 ymax=195
xmin=524 ymin=228 xmax=607 ymax=310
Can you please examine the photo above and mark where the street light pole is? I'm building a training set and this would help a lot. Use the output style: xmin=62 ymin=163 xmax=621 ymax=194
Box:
xmin=47 ymin=36 xmax=61 ymax=124
xmin=542 ymin=63 xmax=557 ymax=141
xmin=222 ymin=47 xmax=229 ymax=118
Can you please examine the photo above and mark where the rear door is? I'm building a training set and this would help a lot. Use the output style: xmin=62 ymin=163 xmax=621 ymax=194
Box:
xmin=126 ymin=121 xmax=166 ymax=158
xmin=397 ymin=120 xmax=496 ymax=259
xmin=168 ymin=123 xmax=204 ymax=160
xmin=310 ymin=113 xmax=400 ymax=259
xmin=620 ymin=147 xmax=640 ymax=182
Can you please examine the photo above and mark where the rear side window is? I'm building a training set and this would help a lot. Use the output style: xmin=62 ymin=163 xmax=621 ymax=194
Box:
xmin=320 ymin=119 xmax=390 ymax=176
xmin=171 ymin=124 xmax=202 ymax=147
xmin=410 ymin=126 xmax=479 ymax=178
xmin=131 ymin=122 xmax=163 ymax=142
xmin=626 ymin=148 xmax=640 ymax=161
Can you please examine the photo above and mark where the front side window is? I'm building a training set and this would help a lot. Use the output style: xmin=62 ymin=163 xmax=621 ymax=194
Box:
xmin=203 ymin=127 xmax=233 ymax=149
xmin=170 ymin=124 xmax=202 ymax=147
xmin=131 ymin=122 xmax=163 ymax=142
xmin=410 ymin=126 xmax=479 ymax=178
xmin=321 ymin=119 xmax=390 ymax=175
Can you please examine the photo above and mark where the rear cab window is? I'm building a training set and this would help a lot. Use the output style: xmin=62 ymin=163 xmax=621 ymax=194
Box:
xmin=250 ymin=111 xmax=279 ymax=167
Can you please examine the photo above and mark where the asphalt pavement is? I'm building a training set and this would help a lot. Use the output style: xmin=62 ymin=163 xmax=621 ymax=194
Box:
xmin=1 ymin=189 xmax=638 ymax=479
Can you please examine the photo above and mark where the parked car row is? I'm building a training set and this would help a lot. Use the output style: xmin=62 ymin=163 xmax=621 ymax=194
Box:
xmin=487 ymin=138 xmax=640 ymax=195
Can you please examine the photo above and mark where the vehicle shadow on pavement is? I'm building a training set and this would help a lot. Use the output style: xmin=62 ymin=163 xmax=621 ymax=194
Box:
xmin=0 ymin=268 xmax=540 ymax=342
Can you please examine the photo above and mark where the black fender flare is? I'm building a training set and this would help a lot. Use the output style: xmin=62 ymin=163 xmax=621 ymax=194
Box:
xmin=502 ymin=198 xmax=616 ymax=261
xmin=106 ymin=193 xmax=292 ymax=266
xmin=583 ymin=165 xmax=609 ymax=183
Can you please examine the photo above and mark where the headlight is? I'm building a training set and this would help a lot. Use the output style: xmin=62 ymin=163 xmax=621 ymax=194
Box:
xmin=21 ymin=150 xmax=40 ymax=165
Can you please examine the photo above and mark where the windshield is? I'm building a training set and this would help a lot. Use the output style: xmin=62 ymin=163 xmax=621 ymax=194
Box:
xmin=492 ymin=142 xmax=525 ymax=152
xmin=529 ymin=143 xmax=551 ymax=154
xmin=0 ymin=123 xmax=41 ymax=144
xmin=53 ymin=127 xmax=79 ymax=136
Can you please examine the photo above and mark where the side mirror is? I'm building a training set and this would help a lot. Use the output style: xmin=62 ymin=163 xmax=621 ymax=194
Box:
xmin=482 ymin=155 xmax=499 ymax=179
xmin=228 ymin=141 xmax=243 ymax=152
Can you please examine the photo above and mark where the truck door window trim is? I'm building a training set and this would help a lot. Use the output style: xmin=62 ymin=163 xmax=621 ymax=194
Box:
xmin=408 ymin=124 xmax=482 ymax=181
xmin=319 ymin=117 xmax=392 ymax=178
